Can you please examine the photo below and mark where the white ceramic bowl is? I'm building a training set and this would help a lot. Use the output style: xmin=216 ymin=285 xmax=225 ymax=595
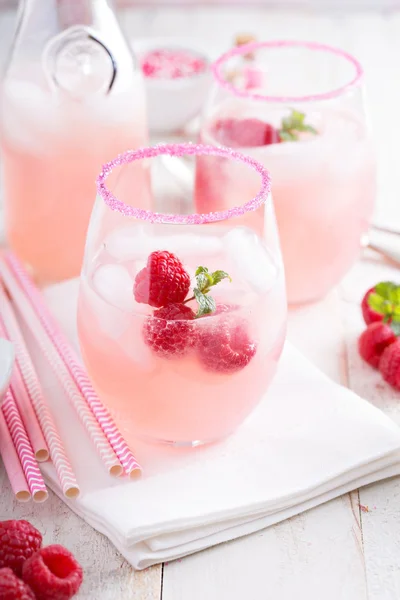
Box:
xmin=0 ymin=338 xmax=14 ymax=403
xmin=132 ymin=37 xmax=212 ymax=134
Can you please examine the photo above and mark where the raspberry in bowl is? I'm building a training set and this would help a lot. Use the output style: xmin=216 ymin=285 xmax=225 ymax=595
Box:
xmin=77 ymin=143 xmax=286 ymax=446
xmin=133 ymin=38 xmax=211 ymax=133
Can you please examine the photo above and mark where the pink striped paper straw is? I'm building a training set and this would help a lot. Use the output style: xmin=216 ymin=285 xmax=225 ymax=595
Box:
xmin=0 ymin=410 xmax=31 ymax=502
xmin=0 ymin=313 xmax=49 ymax=462
xmin=0 ymin=259 xmax=124 ymax=478
xmin=2 ymin=393 xmax=48 ymax=502
xmin=3 ymin=251 xmax=142 ymax=479
xmin=0 ymin=284 xmax=80 ymax=498
xmin=11 ymin=367 xmax=49 ymax=462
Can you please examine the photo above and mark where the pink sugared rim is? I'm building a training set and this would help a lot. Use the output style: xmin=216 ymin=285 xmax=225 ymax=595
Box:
xmin=96 ymin=143 xmax=271 ymax=224
xmin=212 ymin=40 xmax=364 ymax=103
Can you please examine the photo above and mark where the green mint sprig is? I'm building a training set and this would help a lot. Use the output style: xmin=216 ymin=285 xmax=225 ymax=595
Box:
xmin=278 ymin=109 xmax=318 ymax=142
xmin=185 ymin=266 xmax=231 ymax=317
xmin=367 ymin=281 xmax=400 ymax=335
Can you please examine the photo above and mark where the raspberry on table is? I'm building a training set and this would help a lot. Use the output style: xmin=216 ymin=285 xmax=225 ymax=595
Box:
xmin=358 ymin=322 xmax=397 ymax=369
xmin=197 ymin=318 xmax=257 ymax=373
xmin=379 ymin=340 xmax=400 ymax=390
xmin=22 ymin=545 xmax=83 ymax=600
xmin=0 ymin=568 xmax=35 ymax=600
xmin=143 ymin=303 xmax=197 ymax=358
xmin=0 ymin=520 xmax=42 ymax=576
xmin=134 ymin=250 xmax=191 ymax=308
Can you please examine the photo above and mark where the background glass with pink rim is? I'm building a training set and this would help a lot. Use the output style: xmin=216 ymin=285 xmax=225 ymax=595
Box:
xmin=196 ymin=40 xmax=377 ymax=305
xmin=77 ymin=143 xmax=287 ymax=447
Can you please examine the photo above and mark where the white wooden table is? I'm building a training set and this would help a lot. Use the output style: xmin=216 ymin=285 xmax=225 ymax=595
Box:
xmin=1 ymin=5 xmax=400 ymax=599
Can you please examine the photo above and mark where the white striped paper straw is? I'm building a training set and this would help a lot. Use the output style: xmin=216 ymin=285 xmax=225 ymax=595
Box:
xmin=4 ymin=251 xmax=142 ymax=478
xmin=0 ymin=260 xmax=123 ymax=478
xmin=0 ymin=409 xmax=31 ymax=502
xmin=0 ymin=284 xmax=80 ymax=498
xmin=2 ymin=393 xmax=48 ymax=502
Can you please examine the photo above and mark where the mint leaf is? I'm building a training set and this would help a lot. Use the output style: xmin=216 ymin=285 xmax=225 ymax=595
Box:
xmin=367 ymin=282 xmax=400 ymax=317
xmin=374 ymin=281 xmax=400 ymax=301
xmin=279 ymin=109 xmax=317 ymax=142
xmin=194 ymin=266 xmax=214 ymax=293
xmin=367 ymin=293 xmax=392 ymax=315
xmin=210 ymin=270 xmax=231 ymax=285
xmin=189 ymin=265 xmax=231 ymax=317
xmin=196 ymin=272 xmax=213 ymax=293
xmin=279 ymin=130 xmax=296 ymax=142
xmin=391 ymin=321 xmax=400 ymax=336
xmin=194 ymin=288 xmax=216 ymax=317
xmin=303 ymin=124 xmax=318 ymax=135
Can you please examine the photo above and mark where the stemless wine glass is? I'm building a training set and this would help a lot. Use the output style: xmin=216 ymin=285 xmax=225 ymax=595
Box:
xmin=77 ymin=143 xmax=287 ymax=447
xmin=196 ymin=40 xmax=377 ymax=305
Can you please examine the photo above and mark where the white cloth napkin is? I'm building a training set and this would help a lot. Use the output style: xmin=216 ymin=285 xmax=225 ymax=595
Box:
xmin=20 ymin=279 xmax=400 ymax=570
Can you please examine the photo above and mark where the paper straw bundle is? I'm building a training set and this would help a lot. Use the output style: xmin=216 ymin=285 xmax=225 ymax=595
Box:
xmin=0 ymin=284 xmax=80 ymax=499
xmin=0 ymin=251 xmax=141 ymax=496
xmin=4 ymin=252 xmax=141 ymax=478
xmin=2 ymin=389 xmax=48 ymax=503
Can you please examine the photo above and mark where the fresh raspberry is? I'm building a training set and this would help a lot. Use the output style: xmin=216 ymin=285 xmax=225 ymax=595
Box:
xmin=0 ymin=520 xmax=42 ymax=576
xmin=134 ymin=251 xmax=191 ymax=308
xmin=197 ymin=319 xmax=257 ymax=373
xmin=0 ymin=568 xmax=35 ymax=600
xmin=143 ymin=303 xmax=197 ymax=358
xmin=212 ymin=118 xmax=281 ymax=148
xmin=22 ymin=545 xmax=83 ymax=600
xmin=361 ymin=287 xmax=383 ymax=325
xmin=358 ymin=322 xmax=397 ymax=368
xmin=379 ymin=340 xmax=400 ymax=390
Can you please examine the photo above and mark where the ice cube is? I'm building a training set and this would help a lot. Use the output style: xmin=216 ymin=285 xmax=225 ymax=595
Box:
xmin=167 ymin=233 xmax=222 ymax=258
xmin=105 ymin=225 xmax=152 ymax=261
xmin=106 ymin=224 xmax=223 ymax=262
xmin=223 ymin=228 xmax=278 ymax=293
xmin=92 ymin=263 xmax=134 ymax=312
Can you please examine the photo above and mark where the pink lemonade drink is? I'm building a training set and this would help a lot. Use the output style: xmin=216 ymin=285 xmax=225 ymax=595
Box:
xmin=0 ymin=72 xmax=149 ymax=284
xmin=77 ymin=144 xmax=287 ymax=446
xmin=196 ymin=41 xmax=377 ymax=305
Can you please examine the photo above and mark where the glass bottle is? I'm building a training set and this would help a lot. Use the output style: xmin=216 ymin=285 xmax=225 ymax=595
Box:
xmin=0 ymin=0 xmax=149 ymax=284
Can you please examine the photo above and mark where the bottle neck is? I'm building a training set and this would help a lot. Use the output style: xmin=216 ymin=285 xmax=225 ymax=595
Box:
xmin=17 ymin=0 xmax=116 ymax=31
xmin=7 ymin=0 xmax=135 ymax=93
xmin=56 ymin=0 xmax=115 ymax=28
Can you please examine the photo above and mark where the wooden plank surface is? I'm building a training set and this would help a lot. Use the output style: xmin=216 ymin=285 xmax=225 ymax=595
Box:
xmin=0 ymin=5 xmax=399 ymax=600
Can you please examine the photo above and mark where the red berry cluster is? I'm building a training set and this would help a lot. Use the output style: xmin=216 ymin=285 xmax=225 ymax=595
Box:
xmin=0 ymin=520 xmax=82 ymax=600
xmin=358 ymin=284 xmax=400 ymax=389
xmin=134 ymin=251 xmax=256 ymax=373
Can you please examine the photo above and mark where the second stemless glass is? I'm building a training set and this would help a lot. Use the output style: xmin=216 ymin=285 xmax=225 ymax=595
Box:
xmin=196 ymin=40 xmax=376 ymax=305
xmin=77 ymin=143 xmax=286 ymax=447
